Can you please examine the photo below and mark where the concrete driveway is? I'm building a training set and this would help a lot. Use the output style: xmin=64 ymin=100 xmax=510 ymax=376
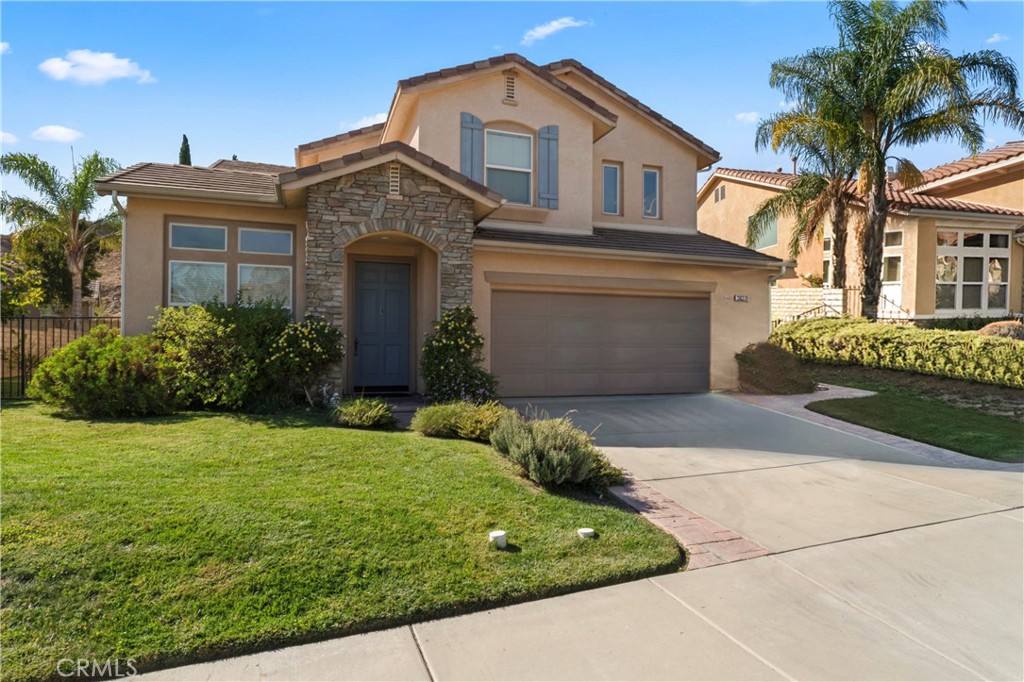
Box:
xmin=145 ymin=394 xmax=1023 ymax=681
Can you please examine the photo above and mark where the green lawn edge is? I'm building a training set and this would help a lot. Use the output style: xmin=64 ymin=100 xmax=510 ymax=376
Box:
xmin=806 ymin=393 xmax=1024 ymax=463
xmin=2 ymin=403 xmax=682 ymax=682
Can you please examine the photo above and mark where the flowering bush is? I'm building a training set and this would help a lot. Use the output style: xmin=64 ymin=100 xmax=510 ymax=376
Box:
xmin=420 ymin=306 xmax=498 ymax=403
xmin=154 ymin=300 xmax=344 ymax=412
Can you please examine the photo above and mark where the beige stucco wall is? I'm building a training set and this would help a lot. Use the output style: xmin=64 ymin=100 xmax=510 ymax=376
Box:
xmin=122 ymin=197 xmax=307 ymax=335
xmin=557 ymin=72 xmax=701 ymax=231
xmin=927 ymin=169 xmax=1024 ymax=211
xmin=387 ymin=71 xmax=595 ymax=232
xmin=697 ymin=178 xmax=824 ymax=287
xmin=472 ymin=247 xmax=774 ymax=391
xmin=296 ymin=129 xmax=384 ymax=167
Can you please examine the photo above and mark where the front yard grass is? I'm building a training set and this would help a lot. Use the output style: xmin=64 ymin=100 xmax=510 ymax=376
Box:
xmin=1 ymin=403 xmax=681 ymax=681
xmin=806 ymin=365 xmax=1023 ymax=463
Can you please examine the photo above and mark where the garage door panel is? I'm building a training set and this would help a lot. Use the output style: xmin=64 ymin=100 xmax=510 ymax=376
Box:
xmin=491 ymin=291 xmax=710 ymax=397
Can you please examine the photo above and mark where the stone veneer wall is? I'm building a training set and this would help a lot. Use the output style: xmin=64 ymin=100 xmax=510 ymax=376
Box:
xmin=305 ymin=163 xmax=477 ymax=387
xmin=305 ymin=163 xmax=477 ymax=324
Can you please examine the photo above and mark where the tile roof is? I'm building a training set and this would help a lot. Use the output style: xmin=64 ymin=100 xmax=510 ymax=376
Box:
xmin=207 ymin=159 xmax=295 ymax=174
xmin=918 ymin=141 xmax=1024 ymax=184
xmin=295 ymin=122 xmax=386 ymax=153
xmin=474 ymin=226 xmax=783 ymax=264
xmin=279 ymin=140 xmax=503 ymax=203
xmin=710 ymin=167 xmax=1024 ymax=218
xmin=398 ymin=54 xmax=618 ymax=124
xmin=95 ymin=163 xmax=280 ymax=202
xmin=544 ymin=58 xmax=720 ymax=162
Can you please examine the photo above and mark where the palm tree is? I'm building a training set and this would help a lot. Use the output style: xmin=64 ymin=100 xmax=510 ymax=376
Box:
xmin=1 ymin=152 xmax=121 ymax=318
xmin=770 ymin=0 xmax=1024 ymax=318
xmin=749 ymin=106 xmax=860 ymax=288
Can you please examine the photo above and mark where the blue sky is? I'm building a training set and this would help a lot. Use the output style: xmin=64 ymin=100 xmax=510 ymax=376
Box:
xmin=2 ymin=1 xmax=1022 ymax=230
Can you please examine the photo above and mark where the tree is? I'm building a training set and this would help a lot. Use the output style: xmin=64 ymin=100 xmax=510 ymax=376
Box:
xmin=0 ymin=152 xmax=121 ymax=318
xmin=179 ymin=134 xmax=192 ymax=165
xmin=770 ymin=0 xmax=1024 ymax=318
xmin=750 ymin=105 xmax=860 ymax=288
xmin=10 ymin=227 xmax=108 ymax=310
xmin=0 ymin=260 xmax=45 ymax=317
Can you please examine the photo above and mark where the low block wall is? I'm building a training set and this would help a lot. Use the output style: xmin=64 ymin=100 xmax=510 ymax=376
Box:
xmin=770 ymin=288 xmax=824 ymax=321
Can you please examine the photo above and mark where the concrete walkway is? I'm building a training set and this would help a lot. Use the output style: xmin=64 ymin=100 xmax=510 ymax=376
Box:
xmin=142 ymin=393 xmax=1023 ymax=681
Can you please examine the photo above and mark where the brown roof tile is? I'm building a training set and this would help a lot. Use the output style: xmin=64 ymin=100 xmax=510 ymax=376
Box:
xmin=475 ymin=226 xmax=782 ymax=265
xmin=397 ymin=53 xmax=618 ymax=124
xmin=279 ymin=141 xmax=503 ymax=204
xmin=711 ymin=167 xmax=1024 ymax=218
xmin=918 ymin=141 xmax=1024 ymax=184
xmin=208 ymin=159 xmax=295 ymax=174
xmin=95 ymin=163 xmax=280 ymax=202
xmin=544 ymin=59 xmax=720 ymax=163
xmin=295 ymin=122 xmax=386 ymax=153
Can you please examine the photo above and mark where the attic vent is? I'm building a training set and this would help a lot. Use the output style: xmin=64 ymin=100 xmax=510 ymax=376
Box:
xmin=714 ymin=185 xmax=726 ymax=202
xmin=388 ymin=162 xmax=401 ymax=195
xmin=504 ymin=72 xmax=516 ymax=102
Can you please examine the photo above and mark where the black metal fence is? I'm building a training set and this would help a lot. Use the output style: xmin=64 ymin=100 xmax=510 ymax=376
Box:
xmin=1 ymin=316 xmax=121 ymax=400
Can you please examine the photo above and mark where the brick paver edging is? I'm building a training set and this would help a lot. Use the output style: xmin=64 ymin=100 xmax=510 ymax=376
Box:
xmin=609 ymin=477 xmax=770 ymax=570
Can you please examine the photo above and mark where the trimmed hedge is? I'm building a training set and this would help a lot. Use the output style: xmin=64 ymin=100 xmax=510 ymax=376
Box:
xmin=770 ymin=318 xmax=1024 ymax=389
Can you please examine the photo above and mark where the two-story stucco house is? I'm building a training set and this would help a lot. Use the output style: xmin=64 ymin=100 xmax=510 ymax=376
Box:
xmin=96 ymin=54 xmax=784 ymax=397
xmin=697 ymin=142 xmax=1024 ymax=322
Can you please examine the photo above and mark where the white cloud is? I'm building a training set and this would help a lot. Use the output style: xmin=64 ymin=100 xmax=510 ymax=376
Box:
xmin=521 ymin=17 xmax=590 ymax=46
xmin=0 ymin=42 xmax=10 ymax=55
xmin=341 ymin=112 xmax=387 ymax=131
xmin=735 ymin=111 xmax=760 ymax=124
xmin=986 ymin=32 xmax=1009 ymax=44
xmin=0 ymin=131 xmax=17 ymax=145
xmin=31 ymin=125 xmax=83 ymax=142
xmin=39 ymin=49 xmax=155 ymax=85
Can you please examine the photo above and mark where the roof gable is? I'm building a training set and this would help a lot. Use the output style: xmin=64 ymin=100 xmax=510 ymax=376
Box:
xmin=914 ymin=141 xmax=1024 ymax=191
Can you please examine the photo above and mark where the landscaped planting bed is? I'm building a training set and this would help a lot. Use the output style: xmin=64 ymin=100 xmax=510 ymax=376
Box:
xmin=1 ymin=404 xmax=681 ymax=682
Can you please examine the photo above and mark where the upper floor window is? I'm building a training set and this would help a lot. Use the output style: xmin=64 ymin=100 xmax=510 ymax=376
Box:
xmin=751 ymin=215 xmax=779 ymax=250
xmin=602 ymin=163 xmax=621 ymax=215
xmin=485 ymin=130 xmax=532 ymax=205
xmin=643 ymin=167 xmax=660 ymax=218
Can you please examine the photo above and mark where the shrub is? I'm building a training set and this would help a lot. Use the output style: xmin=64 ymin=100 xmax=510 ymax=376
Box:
xmin=420 ymin=306 xmax=498 ymax=403
xmin=490 ymin=411 xmax=619 ymax=488
xmin=918 ymin=315 xmax=1016 ymax=331
xmin=735 ymin=342 xmax=817 ymax=394
xmin=333 ymin=397 xmax=397 ymax=430
xmin=28 ymin=325 xmax=177 ymax=417
xmin=770 ymin=318 xmax=1024 ymax=389
xmin=153 ymin=301 xmax=344 ymax=412
xmin=978 ymin=320 xmax=1024 ymax=341
xmin=411 ymin=401 xmax=510 ymax=441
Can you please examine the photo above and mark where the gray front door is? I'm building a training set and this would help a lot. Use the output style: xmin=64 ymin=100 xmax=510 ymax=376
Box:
xmin=354 ymin=262 xmax=411 ymax=390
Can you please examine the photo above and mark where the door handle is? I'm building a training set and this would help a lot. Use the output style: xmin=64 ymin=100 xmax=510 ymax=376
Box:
xmin=354 ymin=337 xmax=359 ymax=356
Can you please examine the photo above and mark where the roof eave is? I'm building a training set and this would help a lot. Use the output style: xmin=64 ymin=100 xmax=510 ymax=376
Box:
xmin=94 ymin=182 xmax=282 ymax=207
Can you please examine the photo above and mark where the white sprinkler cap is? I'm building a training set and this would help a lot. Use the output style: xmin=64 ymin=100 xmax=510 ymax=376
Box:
xmin=577 ymin=528 xmax=596 ymax=539
xmin=489 ymin=530 xmax=507 ymax=549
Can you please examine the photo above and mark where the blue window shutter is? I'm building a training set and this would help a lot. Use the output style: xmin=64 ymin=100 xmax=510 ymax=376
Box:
xmin=460 ymin=113 xmax=484 ymax=183
xmin=538 ymin=125 xmax=559 ymax=209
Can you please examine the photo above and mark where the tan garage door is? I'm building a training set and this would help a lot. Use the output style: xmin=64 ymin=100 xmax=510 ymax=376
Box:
xmin=491 ymin=291 xmax=710 ymax=397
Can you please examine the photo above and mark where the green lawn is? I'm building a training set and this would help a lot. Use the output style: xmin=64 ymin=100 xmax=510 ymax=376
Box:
xmin=807 ymin=393 xmax=1024 ymax=463
xmin=1 ymin=403 xmax=680 ymax=681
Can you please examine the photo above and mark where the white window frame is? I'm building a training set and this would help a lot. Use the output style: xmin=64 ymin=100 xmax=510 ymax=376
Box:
xmin=484 ymin=129 xmax=533 ymax=206
xmin=822 ymin=257 xmax=832 ymax=287
xmin=934 ymin=228 xmax=1012 ymax=315
xmin=602 ymin=162 xmax=621 ymax=215
xmin=237 ymin=263 xmax=293 ymax=309
xmin=169 ymin=223 xmax=227 ymax=252
xmin=882 ymin=255 xmax=902 ymax=283
xmin=238 ymin=227 xmax=293 ymax=256
xmin=643 ymin=167 xmax=661 ymax=219
xmin=883 ymin=230 xmax=903 ymax=247
xmin=168 ymin=260 xmax=227 ymax=306
xmin=751 ymin=214 xmax=778 ymax=250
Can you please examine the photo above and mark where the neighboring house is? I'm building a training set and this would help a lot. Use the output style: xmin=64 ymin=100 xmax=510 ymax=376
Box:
xmin=697 ymin=143 xmax=1024 ymax=322
xmin=95 ymin=54 xmax=784 ymax=397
